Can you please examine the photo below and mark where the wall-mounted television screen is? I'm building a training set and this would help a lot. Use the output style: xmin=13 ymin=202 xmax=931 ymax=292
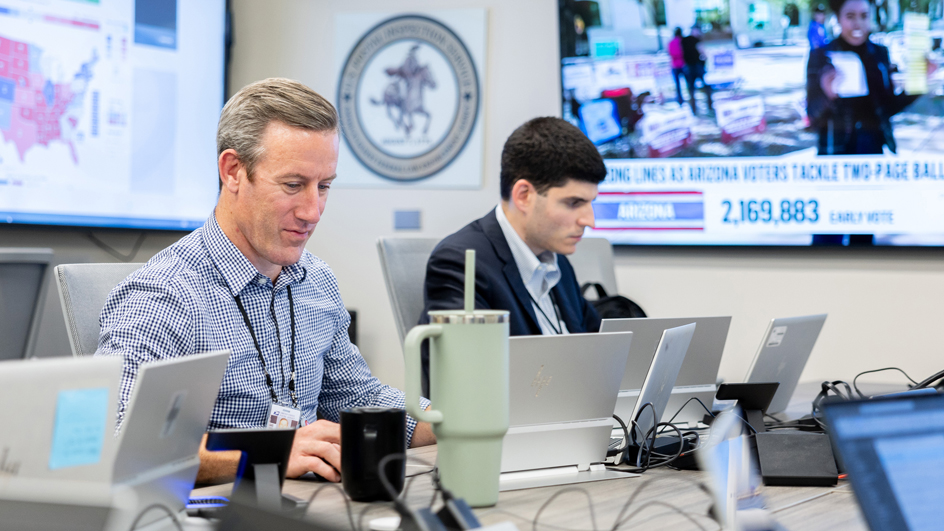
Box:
xmin=0 ymin=0 xmax=226 ymax=231
xmin=560 ymin=0 xmax=944 ymax=245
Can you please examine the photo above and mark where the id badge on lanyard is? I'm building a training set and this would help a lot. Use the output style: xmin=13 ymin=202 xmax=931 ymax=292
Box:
xmin=233 ymin=286 xmax=307 ymax=430
xmin=267 ymin=403 xmax=304 ymax=429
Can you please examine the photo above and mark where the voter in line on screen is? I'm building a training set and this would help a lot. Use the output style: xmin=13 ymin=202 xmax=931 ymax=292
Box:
xmin=96 ymin=78 xmax=435 ymax=484
xmin=805 ymin=0 xmax=931 ymax=155
xmin=668 ymin=27 xmax=686 ymax=106
xmin=681 ymin=25 xmax=713 ymax=115
xmin=419 ymin=117 xmax=603 ymax=395
xmin=808 ymin=5 xmax=829 ymax=50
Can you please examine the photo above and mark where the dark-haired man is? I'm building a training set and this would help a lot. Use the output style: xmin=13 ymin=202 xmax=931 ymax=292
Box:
xmin=419 ymin=117 xmax=605 ymax=392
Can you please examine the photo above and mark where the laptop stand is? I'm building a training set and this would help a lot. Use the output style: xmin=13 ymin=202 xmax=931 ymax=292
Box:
xmin=498 ymin=419 xmax=638 ymax=491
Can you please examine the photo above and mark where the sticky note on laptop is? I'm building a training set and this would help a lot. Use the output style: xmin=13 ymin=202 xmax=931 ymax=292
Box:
xmin=49 ymin=387 xmax=110 ymax=470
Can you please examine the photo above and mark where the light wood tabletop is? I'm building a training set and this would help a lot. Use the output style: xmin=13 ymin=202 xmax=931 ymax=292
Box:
xmin=194 ymin=443 xmax=864 ymax=531
xmin=194 ymin=382 xmax=896 ymax=531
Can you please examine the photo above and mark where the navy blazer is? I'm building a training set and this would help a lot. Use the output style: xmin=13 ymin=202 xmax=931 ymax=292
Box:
xmin=419 ymin=209 xmax=601 ymax=393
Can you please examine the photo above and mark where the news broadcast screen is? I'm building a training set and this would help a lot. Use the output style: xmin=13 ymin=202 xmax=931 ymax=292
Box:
xmin=560 ymin=0 xmax=944 ymax=246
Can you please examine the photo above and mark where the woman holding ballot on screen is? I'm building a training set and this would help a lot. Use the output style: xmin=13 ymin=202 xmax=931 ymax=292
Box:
xmin=806 ymin=0 xmax=934 ymax=155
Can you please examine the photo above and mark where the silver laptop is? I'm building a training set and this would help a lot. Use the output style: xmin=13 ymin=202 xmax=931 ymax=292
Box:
xmin=0 ymin=352 xmax=229 ymax=530
xmin=0 ymin=357 xmax=123 ymax=485
xmin=601 ymin=317 xmax=731 ymax=427
xmin=0 ymin=478 xmax=135 ymax=531
xmin=112 ymin=350 xmax=230 ymax=528
xmin=696 ymin=407 xmax=780 ymax=531
xmin=629 ymin=323 xmax=696 ymax=441
xmin=499 ymin=332 xmax=633 ymax=489
xmin=744 ymin=314 xmax=827 ymax=414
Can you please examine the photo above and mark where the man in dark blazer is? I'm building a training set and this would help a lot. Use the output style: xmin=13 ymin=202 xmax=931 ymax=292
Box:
xmin=420 ymin=117 xmax=606 ymax=393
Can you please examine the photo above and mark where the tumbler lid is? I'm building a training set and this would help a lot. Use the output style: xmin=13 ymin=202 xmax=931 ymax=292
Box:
xmin=428 ymin=309 xmax=509 ymax=324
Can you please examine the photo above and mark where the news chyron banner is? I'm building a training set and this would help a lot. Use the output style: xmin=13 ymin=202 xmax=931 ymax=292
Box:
xmin=592 ymin=156 xmax=944 ymax=246
xmin=560 ymin=2 xmax=944 ymax=246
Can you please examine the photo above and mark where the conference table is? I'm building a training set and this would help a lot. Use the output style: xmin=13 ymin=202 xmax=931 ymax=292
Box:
xmin=193 ymin=382 xmax=889 ymax=531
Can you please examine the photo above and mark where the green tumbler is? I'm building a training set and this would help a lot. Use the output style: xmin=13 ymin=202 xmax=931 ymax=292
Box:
xmin=403 ymin=309 xmax=509 ymax=507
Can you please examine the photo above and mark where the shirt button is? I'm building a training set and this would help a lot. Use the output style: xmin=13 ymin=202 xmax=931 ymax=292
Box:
xmin=257 ymin=278 xmax=267 ymax=286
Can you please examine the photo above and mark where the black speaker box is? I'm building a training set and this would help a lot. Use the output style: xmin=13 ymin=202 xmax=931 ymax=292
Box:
xmin=754 ymin=431 xmax=838 ymax=487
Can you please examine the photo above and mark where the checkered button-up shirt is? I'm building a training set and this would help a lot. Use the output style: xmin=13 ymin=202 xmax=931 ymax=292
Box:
xmin=97 ymin=214 xmax=427 ymax=442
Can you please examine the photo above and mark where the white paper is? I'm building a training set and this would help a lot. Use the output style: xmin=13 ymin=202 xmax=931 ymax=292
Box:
xmin=829 ymin=52 xmax=869 ymax=98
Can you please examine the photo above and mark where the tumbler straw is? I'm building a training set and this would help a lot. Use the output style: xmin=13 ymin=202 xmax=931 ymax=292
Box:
xmin=464 ymin=249 xmax=475 ymax=313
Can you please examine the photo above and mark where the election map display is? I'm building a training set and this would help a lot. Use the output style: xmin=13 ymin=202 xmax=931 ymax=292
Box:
xmin=0 ymin=0 xmax=225 ymax=230
xmin=561 ymin=0 xmax=944 ymax=246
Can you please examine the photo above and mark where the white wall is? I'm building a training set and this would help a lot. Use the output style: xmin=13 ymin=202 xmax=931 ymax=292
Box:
xmin=228 ymin=0 xmax=565 ymax=387
xmin=222 ymin=0 xmax=944 ymax=391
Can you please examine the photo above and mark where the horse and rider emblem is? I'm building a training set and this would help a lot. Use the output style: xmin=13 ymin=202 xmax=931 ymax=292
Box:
xmin=338 ymin=15 xmax=480 ymax=181
xmin=371 ymin=45 xmax=436 ymax=138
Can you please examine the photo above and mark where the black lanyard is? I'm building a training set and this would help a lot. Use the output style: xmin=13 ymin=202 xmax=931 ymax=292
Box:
xmin=233 ymin=285 xmax=297 ymax=408
xmin=527 ymin=289 xmax=563 ymax=335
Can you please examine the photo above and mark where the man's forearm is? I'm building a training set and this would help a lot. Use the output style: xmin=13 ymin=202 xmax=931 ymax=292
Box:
xmin=196 ymin=433 xmax=242 ymax=485
xmin=410 ymin=421 xmax=436 ymax=447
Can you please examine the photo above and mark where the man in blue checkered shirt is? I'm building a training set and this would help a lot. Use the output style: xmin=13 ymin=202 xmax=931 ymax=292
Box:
xmin=97 ymin=78 xmax=434 ymax=483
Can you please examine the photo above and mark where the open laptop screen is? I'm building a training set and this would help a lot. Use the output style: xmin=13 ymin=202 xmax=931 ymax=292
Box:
xmin=824 ymin=393 xmax=944 ymax=531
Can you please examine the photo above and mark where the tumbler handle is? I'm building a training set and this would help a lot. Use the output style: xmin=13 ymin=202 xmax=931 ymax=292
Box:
xmin=403 ymin=325 xmax=444 ymax=423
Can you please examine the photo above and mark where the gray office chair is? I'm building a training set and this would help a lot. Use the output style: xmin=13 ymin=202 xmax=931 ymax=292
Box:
xmin=376 ymin=237 xmax=439 ymax=345
xmin=54 ymin=262 xmax=145 ymax=357
xmin=0 ymin=248 xmax=54 ymax=360
xmin=567 ymin=237 xmax=619 ymax=296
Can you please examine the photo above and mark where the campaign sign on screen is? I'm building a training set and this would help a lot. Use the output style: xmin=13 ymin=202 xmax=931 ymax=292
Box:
xmin=560 ymin=1 xmax=944 ymax=246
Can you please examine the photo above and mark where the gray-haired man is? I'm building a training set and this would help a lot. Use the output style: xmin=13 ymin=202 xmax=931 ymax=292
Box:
xmin=97 ymin=78 xmax=434 ymax=484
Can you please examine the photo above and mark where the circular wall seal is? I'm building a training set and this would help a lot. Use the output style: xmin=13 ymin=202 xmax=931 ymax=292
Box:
xmin=338 ymin=15 xmax=480 ymax=181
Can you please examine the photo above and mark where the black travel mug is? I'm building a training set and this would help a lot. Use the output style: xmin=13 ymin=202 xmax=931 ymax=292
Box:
xmin=340 ymin=407 xmax=406 ymax=502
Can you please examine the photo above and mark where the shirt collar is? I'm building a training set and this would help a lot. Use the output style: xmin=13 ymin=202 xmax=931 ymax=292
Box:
xmin=202 ymin=212 xmax=307 ymax=296
xmin=494 ymin=205 xmax=561 ymax=298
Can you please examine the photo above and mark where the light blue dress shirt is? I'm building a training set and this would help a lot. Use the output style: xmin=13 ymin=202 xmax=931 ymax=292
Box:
xmin=494 ymin=205 xmax=569 ymax=335
xmin=97 ymin=213 xmax=428 ymax=442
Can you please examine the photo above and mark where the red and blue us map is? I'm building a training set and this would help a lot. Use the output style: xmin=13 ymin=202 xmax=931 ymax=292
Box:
xmin=0 ymin=35 xmax=96 ymax=163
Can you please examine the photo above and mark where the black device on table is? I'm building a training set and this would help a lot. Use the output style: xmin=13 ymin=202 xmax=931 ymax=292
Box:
xmin=194 ymin=428 xmax=306 ymax=515
xmin=716 ymin=382 xmax=838 ymax=487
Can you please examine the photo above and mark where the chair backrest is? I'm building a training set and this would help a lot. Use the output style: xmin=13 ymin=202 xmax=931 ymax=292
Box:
xmin=567 ymin=237 xmax=619 ymax=296
xmin=54 ymin=263 xmax=145 ymax=357
xmin=0 ymin=248 xmax=53 ymax=360
xmin=376 ymin=238 xmax=440 ymax=345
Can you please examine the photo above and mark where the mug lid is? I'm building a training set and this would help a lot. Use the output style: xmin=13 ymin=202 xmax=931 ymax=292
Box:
xmin=428 ymin=309 xmax=509 ymax=324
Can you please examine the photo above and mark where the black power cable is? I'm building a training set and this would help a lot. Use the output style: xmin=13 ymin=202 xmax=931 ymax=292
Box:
xmin=915 ymin=368 xmax=944 ymax=390
xmin=87 ymin=231 xmax=147 ymax=262
xmin=663 ymin=396 xmax=716 ymax=427
xmin=128 ymin=503 xmax=184 ymax=531
xmin=532 ymin=487 xmax=598 ymax=531
xmin=378 ymin=453 xmax=410 ymax=510
xmin=852 ymin=367 xmax=919 ymax=398
xmin=609 ymin=403 xmax=694 ymax=472
xmin=306 ymin=483 xmax=357 ymax=531
xmin=612 ymin=500 xmax=712 ymax=531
